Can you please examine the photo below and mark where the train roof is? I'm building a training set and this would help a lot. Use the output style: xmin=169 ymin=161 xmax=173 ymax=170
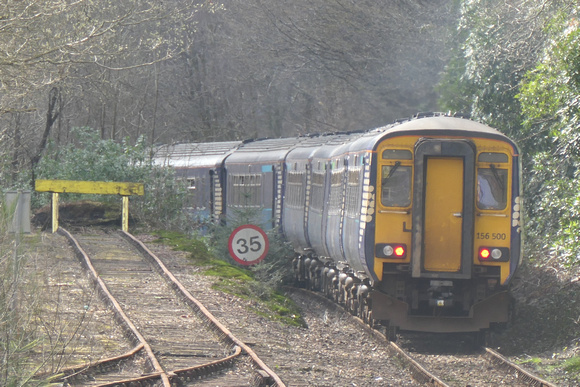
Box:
xmin=380 ymin=115 xmax=510 ymax=137
xmin=224 ymin=137 xmax=303 ymax=165
xmin=309 ymin=132 xmax=365 ymax=160
xmin=346 ymin=115 xmax=518 ymax=153
xmin=153 ymin=141 xmax=242 ymax=168
xmin=152 ymin=114 xmax=518 ymax=170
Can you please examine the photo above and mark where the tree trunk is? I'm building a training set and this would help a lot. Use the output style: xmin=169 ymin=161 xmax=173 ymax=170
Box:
xmin=30 ymin=87 xmax=61 ymax=187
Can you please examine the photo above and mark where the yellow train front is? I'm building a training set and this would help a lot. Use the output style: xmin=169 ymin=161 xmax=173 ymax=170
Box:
xmin=366 ymin=115 xmax=522 ymax=334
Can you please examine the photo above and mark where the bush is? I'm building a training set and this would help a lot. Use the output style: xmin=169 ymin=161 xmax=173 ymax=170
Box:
xmin=152 ymin=226 xmax=304 ymax=327
xmin=34 ymin=127 xmax=190 ymax=231
xmin=0 ymin=196 xmax=48 ymax=384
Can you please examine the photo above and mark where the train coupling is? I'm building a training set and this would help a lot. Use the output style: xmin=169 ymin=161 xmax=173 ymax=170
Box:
xmin=427 ymin=280 xmax=454 ymax=308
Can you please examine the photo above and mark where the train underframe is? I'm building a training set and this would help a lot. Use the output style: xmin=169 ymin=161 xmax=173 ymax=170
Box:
xmin=293 ymin=254 xmax=513 ymax=341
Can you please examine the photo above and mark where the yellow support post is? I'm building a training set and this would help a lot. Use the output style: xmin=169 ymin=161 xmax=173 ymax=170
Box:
xmin=35 ymin=180 xmax=144 ymax=233
xmin=52 ymin=192 xmax=59 ymax=233
xmin=122 ymin=196 xmax=129 ymax=232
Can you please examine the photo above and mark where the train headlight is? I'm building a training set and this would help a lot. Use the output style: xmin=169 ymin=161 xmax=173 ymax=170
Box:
xmin=478 ymin=247 xmax=510 ymax=262
xmin=376 ymin=243 xmax=407 ymax=259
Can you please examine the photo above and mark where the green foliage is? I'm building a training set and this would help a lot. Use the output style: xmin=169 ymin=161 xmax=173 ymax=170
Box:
xmin=438 ymin=0 xmax=530 ymax=143
xmin=439 ymin=1 xmax=580 ymax=268
xmin=33 ymin=126 xmax=190 ymax=230
xmin=517 ymin=10 xmax=580 ymax=267
xmin=152 ymin=227 xmax=304 ymax=327
xmin=36 ymin=127 xmax=150 ymax=184
xmin=564 ymin=356 xmax=580 ymax=373
xmin=518 ymin=12 xmax=580 ymax=151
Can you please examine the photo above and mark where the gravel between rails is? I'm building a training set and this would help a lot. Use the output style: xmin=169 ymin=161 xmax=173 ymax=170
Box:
xmin=73 ymin=231 xmax=256 ymax=385
xmin=138 ymin=234 xmax=419 ymax=386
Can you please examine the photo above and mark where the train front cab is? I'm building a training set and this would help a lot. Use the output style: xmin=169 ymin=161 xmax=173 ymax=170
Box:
xmin=370 ymin=133 xmax=521 ymax=333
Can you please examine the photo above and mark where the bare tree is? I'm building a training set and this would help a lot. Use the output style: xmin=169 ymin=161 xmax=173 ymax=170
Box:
xmin=163 ymin=0 xmax=457 ymax=142
xmin=0 ymin=0 xmax=458 ymax=187
xmin=0 ymin=0 xmax=205 ymax=186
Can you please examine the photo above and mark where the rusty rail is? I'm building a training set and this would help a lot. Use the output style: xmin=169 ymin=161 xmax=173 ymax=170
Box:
xmin=120 ymin=230 xmax=285 ymax=386
xmin=53 ymin=227 xmax=284 ymax=386
xmin=58 ymin=227 xmax=171 ymax=386
xmin=484 ymin=347 xmax=558 ymax=387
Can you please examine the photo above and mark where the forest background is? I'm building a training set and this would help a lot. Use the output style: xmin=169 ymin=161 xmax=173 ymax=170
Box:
xmin=1 ymin=0 xmax=580 ymax=384
xmin=1 ymin=0 xmax=579 ymax=307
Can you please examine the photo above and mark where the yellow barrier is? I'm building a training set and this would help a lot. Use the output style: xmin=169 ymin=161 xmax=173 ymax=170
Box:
xmin=35 ymin=180 xmax=144 ymax=233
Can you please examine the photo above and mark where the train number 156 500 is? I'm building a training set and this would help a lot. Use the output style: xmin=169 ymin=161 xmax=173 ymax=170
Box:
xmin=476 ymin=232 xmax=507 ymax=240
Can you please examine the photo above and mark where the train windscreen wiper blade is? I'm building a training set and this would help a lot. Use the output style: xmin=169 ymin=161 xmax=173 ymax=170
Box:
xmin=490 ymin=164 xmax=504 ymax=191
xmin=382 ymin=161 xmax=401 ymax=184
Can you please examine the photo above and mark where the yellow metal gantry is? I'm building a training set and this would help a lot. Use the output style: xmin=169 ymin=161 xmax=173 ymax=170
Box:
xmin=35 ymin=179 xmax=144 ymax=233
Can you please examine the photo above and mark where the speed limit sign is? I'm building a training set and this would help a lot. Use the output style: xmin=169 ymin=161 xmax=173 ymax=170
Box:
xmin=228 ymin=224 xmax=269 ymax=265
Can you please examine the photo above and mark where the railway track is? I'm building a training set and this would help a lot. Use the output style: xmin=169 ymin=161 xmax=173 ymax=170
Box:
xmin=395 ymin=336 xmax=558 ymax=386
xmin=292 ymin=287 xmax=558 ymax=387
xmin=53 ymin=227 xmax=284 ymax=386
xmin=38 ymin=227 xmax=559 ymax=386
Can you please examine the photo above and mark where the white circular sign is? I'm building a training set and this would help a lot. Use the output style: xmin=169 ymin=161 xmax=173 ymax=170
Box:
xmin=228 ymin=224 xmax=269 ymax=265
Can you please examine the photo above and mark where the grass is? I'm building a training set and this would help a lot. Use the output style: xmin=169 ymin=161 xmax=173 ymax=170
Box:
xmin=516 ymin=354 xmax=580 ymax=385
xmin=517 ymin=357 xmax=543 ymax=365
xmin=563 ymin=356 xmax=580 ymax=373
xmin=151 ymin=230 xmax=306 ymax=327
xmin=204 ymin=260 xmax=254 ymax=282
xmin=152 ymin=230 xmax=214 ymax=263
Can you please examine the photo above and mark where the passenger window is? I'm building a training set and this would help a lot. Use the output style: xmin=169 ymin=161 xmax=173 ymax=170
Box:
xmin=477 ymin=167 xmax=507 ymax=210
xmin=381 ymin=163 xmax=411 ymax=207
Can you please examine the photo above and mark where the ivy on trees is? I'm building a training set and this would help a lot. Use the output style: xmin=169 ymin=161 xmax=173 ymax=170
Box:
xmin=518 ymin=11 xmax=580 ymax=266
xmin=439 ymin=0 xmax=580 ymax=267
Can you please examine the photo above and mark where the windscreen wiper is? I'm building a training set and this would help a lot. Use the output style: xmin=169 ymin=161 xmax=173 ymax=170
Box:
xmin=382 ymin=161 xmax=401 ymax=184
xmin=489 ymin=164 xmax=504 ymax=191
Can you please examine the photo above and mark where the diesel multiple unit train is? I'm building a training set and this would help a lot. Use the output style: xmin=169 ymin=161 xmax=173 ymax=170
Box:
xmin=154 ymin=113 xmax=522 ymax=338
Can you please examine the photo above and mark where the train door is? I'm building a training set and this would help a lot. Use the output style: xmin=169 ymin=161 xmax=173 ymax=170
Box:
xmin=411 ymin=139 xmax=476 ymax=279
xmin=424 ymin=157 xmax=463 ymax=271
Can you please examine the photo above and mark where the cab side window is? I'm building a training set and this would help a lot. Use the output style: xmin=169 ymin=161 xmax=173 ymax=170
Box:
xmin=477 ymin=152 xmax=508 ymax=210
xmin=381 ymin=149 xmax=412 ymax=208
xmin=477 ymin=168 xmax=507 ymax=210
xmin=381 ymin=164 xmax=412 ymax=207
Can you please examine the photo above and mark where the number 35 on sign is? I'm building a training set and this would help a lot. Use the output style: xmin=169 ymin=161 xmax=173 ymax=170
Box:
xmin=228 ymin=225 xmax=270 ymax=266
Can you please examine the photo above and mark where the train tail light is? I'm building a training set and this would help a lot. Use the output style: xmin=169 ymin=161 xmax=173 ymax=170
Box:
xmin=376 ymin=243 xmax=407 ymax=259
xmin=394 ymin=246 xmax=406 ymax=257
xmin=478 ymin=247 xmax=510 ymax=262
xmin=479 ymin=248 xmax=491 ymax=260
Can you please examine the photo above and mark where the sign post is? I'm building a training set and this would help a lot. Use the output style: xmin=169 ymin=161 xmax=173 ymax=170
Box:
xmin=228 ymin=225 xmax=269 ymax=266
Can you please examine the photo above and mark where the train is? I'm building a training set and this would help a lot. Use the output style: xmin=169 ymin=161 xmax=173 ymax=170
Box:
xmin=154 ymin=112 xmax=522 ymax=339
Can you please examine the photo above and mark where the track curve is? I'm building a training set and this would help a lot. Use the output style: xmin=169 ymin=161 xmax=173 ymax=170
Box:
xmin=291 ymin=287 xmax=558 ymax=387
xmin=55 ymin=227 xmax=284 ymax=386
